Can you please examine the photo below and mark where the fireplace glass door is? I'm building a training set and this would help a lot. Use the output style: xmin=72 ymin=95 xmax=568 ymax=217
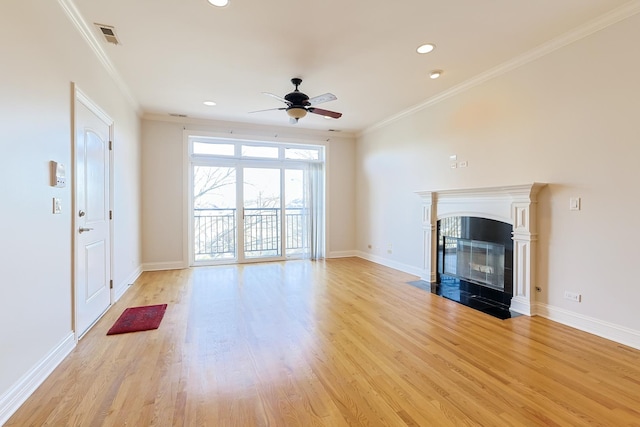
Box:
xmin=443 ymin=237 xmax=505 ymax=291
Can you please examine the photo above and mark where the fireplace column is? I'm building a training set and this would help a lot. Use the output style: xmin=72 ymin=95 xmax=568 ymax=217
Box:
xmin=510 ymin=191 xmax=541 ymax=315
xmin=419 ymin=191 xmax=437 ymax=282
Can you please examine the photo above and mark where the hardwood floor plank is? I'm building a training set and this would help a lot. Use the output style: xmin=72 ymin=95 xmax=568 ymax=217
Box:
xmin=6 ymin=258 xmax=640 ymax=426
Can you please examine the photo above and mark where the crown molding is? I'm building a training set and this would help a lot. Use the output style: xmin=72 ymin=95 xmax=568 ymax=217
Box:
xmin=360 ymin=0 xmax=640 ymax=137
xmin=56 ymin=0 xmax=140 ymax=113
xmin=143 ymin=113 xmax=357 ymax=141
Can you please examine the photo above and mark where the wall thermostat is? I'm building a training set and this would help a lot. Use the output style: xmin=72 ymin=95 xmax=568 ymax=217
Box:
xmin=50 ymin=161 xmax=66 ymax=188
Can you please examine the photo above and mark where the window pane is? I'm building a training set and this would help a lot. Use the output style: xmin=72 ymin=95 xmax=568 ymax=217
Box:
xmin=241 ymin=145 xmax=279 ymax=158
xmin=193 ymin=142 xmax=234 ymax=156
xmin=285 ymin=169 xmax=308 ymax=257
xmin=285 ymin=148 xmax=319 ymax=160
xmin=193 ymin=166 xmax=237 ymax=262
xmin=244 ymin=168 xmax=281 ymax=258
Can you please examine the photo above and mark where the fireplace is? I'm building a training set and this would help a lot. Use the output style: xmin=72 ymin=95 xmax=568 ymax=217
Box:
xmin=416 ymin=183 xmax=545 ymax=316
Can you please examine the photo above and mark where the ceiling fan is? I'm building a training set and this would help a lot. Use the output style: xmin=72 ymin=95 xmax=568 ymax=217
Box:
xmin=250 ymin=78 xmax=342 ymax=124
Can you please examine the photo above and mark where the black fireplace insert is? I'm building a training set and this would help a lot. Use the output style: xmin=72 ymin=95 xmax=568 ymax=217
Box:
xmin=435 ymin=216 xmax=515 ymax=319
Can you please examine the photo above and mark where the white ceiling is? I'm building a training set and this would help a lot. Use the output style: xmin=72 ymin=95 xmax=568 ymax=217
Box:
xmin=70 ymin=0 xmax=631 ymax=134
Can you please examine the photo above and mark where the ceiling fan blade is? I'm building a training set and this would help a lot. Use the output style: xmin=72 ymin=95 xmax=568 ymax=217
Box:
xmin=263 ymin=92 xmax=291 ymax=105
xmin=308 ymin=107 xmax=342 ymax=119
xmin=308 ymin=93 xmax=337 ymax=106
xmin=248 ymin=107 xmax=287 ymax=113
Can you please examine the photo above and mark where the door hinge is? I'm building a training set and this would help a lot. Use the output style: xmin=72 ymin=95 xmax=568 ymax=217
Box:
xmin=109 ymin=210 xmax=113 ymax=220
xmin=109 ymin=279 xmax=113 ymax=289
xmin=109 ymin=140 xmax=113 ymax=151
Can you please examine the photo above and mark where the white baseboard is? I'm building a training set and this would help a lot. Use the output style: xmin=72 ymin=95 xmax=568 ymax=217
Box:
xmin=355 ymin=251 xmax=424 ymax=278
xmin=535 ymin=303 xmax=640 ymax=350
xmin=113 ymin=265 xmax=143 ymax=301
xmin=328 ymin=250 xmax=358 ymax=258
xmin=0 ymin=332 xmax=75 ymax=425
xmin=142 ymin=261 xmax=186 ymax=271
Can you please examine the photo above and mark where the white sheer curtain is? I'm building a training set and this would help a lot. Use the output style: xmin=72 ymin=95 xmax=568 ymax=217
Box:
xmin=305 ymin=162 xmax=325 ymax=260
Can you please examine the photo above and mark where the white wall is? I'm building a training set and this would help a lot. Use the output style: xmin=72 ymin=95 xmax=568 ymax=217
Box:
xmin=141 ymin=116 xmax=357 ymax=268
xmin=356 ymin=13 xmax=640 ymax=347
xmin=0 ymin=0 xmax=142 ymax=421
xmin=141 ymin=120 xmax=185 ymax=268
xmin=326 ymin=131 xmax=357 ymax=257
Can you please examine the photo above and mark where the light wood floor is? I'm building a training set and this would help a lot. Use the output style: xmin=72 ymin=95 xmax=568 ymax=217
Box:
xmin=7 ymin=258 xmax=640 ymax=426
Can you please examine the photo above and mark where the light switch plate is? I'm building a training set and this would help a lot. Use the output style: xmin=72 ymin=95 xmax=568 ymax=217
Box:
xmin=569 ymin=197 xmax=581 ymax=211
xmin=53 ymin=198 xmax=62 ymax=214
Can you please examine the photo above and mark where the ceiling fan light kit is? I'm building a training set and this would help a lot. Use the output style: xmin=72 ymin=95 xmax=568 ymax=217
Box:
xmin=287 ymin=107 xmax=307 ymax=120
xmin=250 ymin=78 xmax=342 ymax=124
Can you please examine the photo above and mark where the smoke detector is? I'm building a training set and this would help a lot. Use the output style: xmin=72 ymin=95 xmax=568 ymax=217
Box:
xmin=94 ymin=23 xmax=121 ymax=45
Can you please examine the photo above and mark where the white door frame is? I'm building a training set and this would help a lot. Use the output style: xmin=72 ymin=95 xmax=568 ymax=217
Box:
xmin=72 ymin=84 xmax=114 ymax=340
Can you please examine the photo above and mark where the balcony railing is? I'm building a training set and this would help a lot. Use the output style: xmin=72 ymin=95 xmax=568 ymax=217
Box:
xmin=194 ymin=207 xmax=308 ymax=260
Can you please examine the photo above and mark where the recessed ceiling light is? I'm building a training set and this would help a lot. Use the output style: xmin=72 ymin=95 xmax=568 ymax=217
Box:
xmin=207 ymin=0 xmax=229 ymax=7
xmin=324 ymin=116 xmax=333 ymax=120
xmin=417 ymin=43 xmax=435 ymax=54
xmin=429 ymin=70 xmax=443 ymax=79
xmin=203 ymin=101 xmax=217 ymax=106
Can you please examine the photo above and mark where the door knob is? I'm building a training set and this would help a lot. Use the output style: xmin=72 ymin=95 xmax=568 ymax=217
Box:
xmin=79 ymin=227 xmax=94 ymax=233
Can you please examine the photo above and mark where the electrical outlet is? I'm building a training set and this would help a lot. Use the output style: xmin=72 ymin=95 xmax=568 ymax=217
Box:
xmin=563 ymin=291 xmax=581 ymax=302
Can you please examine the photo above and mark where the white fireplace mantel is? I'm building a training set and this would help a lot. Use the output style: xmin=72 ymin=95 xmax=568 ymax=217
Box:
xmin=416 ymin=183 xmax=546 ymax=316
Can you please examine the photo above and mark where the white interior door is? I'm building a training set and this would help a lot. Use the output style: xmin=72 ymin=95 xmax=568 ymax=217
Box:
xmin=74 ymin=90 xmax=112 ymax=337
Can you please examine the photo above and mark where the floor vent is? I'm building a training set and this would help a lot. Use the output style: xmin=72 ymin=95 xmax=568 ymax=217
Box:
xmin=94 ymin=23 xmax=121 ymax=45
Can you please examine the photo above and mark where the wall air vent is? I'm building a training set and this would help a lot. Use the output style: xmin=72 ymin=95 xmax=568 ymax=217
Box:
xmin=94 ymin=23 xmax=121 ymax=45
xmin=169 ymin=113 xmax=188 ymax=118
